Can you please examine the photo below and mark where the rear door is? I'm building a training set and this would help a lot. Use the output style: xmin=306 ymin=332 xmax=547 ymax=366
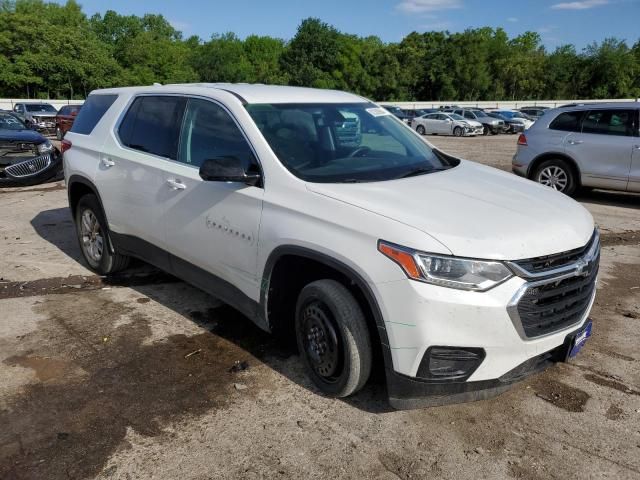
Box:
xmin=161 ymin=97 xmax=264 ymax=299
xmin=564 ymin=108 xmax=634 ymax=191
xmin=96 ymin=95 xmax=186 ymax=253
xmin=627 ymin=109 xmax=640 ymax=192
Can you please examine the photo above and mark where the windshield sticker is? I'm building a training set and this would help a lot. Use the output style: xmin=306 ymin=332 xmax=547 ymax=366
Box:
xmin=366 ymin=107 xmax=391 ymax=117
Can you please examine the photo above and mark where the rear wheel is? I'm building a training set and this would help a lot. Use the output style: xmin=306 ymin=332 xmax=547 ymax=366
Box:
xmin=295 ymin=279 xmax=372 ymax=397
xmin=75 ymin=194 xmax=129 ymax=274
xmin=416 ymin=125 xmax=426 ymax=135
xmin=533 ymin=158 xmax=577 ymax=196
xmin=453 ymin=126 xmax=463 ymax=137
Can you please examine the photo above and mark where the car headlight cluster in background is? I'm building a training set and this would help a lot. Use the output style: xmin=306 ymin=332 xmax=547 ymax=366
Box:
xmin=37 ymin=140 xmax=54 ymax=154
xmin=378 ymin=241 xmax=513 ymax=291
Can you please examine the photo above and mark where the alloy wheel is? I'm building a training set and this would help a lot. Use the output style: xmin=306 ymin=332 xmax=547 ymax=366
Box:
xmin=80 ymin=209 xmax=104 ymax=262
xmin=538 ymin=166 xmax=568 ymax=192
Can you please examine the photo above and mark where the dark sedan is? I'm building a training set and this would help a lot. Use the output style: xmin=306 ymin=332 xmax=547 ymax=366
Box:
xmin=0 ymin=112 xmax=62 ymax=186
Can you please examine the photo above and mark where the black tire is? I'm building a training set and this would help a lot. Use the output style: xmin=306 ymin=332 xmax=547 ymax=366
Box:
xmin=56 ymin=127 xmax=62 ymax=141
xmin=416 ymin=125 xmax=426 ymax=135
xmin=295 ymin=279 xmax=372 ymax=398
xmin=532 ymin=158 xmax=578 ymax=196
xmin=75 ymin=194 xmax=129 ymax=274
xmin=453 ymin=126 xmax=463 ymax=137
xmin=482 ymin=125 xmax=490 ymax=136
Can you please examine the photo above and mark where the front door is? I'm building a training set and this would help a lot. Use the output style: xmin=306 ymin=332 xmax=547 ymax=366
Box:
xmin=161 ymin=97 xmax=264 ymax=301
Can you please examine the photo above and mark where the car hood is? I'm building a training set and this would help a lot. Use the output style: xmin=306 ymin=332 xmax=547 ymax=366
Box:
xmin=462 ymin=120 xmax=482 ymax=128
xmin=306 ymin=160 xmax=594 ymax=260
xmin=0 ymin=128 xmax=45 ymax=143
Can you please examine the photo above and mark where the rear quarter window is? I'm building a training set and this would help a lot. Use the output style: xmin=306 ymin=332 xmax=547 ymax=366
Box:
xmin=70 ymin=94 xmax=118 ymax=135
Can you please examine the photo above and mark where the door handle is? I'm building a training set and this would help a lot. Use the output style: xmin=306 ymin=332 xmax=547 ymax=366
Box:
xmin=100 ymin=157 xmax=115 ymax=168
xmin=166 ymin=178 xmax=186 ymax=190
xmin=567 ymin=140 xmax=583 ymax=145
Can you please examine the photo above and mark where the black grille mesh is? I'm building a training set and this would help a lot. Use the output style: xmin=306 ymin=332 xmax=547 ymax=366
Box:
xmin=516 ymin=253 xmax=598 ymax=338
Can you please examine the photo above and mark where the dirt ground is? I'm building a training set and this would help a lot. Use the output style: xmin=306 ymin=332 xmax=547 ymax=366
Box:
xmin=1 ymin=134 xmax=639 ymax=480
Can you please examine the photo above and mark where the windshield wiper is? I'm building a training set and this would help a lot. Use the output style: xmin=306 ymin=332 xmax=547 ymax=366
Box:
xmin=397 ymin=166 xmax=449 ymax=179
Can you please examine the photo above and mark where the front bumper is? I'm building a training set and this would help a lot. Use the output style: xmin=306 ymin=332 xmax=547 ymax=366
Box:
xmin=386 ymin=324 xmax=588 ymax=409
xmin=375 ymin=257 xmax=596 ymax=408
xmin=0 ymin=151 xmax=62 ymax=186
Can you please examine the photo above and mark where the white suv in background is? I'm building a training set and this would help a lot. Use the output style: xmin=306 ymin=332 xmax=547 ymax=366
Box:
xmin=63 ymin=84 xmax=599 ymax=409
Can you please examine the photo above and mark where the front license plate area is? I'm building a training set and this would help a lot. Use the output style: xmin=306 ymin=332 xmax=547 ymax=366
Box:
xmin=567 ymin=320 xmax=592 ymax=359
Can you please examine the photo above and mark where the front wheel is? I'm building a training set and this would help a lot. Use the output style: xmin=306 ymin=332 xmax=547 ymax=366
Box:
xmin=533 ymin=159 xmax=577 ymax=196
xmin=453 ymin=126 xmax=463 ymax=137
xmin=295 ymin=279 xmax=372 ymax=398
xmin=416 ymin=125 xmax=426 ymax=135
xmin=482 ymin=125 xmax=490 ymax=136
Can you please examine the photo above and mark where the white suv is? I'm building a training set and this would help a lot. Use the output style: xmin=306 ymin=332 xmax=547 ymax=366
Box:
xmin=63 ymin=84 xmax=599 ymax=409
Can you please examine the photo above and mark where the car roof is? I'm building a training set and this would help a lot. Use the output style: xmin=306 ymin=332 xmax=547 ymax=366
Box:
xmin=556 ymin=101 xmax=639 ymax=110
xmin=92 ymin=83 xmax=368 ymax=105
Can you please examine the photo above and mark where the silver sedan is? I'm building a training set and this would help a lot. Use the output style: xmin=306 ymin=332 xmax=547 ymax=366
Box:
xmin=411 ymin=113 xmax=484 ymax=137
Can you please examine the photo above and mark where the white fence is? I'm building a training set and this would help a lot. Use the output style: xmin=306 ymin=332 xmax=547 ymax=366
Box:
xmin=378 ymin=98 xmax=639 ymax=110
xmin=2 ymin=97 xmax=638 ymax=112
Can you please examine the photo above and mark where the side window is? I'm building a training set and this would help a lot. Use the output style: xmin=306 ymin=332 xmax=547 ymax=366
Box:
xmin=118 ymin=96 xmax=186 ymax=159
xmin=178 ymin=98 xmax=256 ymax=169
xmin=463 ymin=111 xmax=475 ymax=120
xmin=549 ymin=111 xmax=584 ymax=132
xmin=71 ymin=94 xmax=118 ymax=135
xmin=581 ymin=109 xmax=634 ymax=137
xmin=59 ymin=106 xmax=69 ymax=115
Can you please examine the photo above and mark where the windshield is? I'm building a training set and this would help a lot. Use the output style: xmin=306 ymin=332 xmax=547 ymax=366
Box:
xmin=449 ymin=113 xmax=465 ymax=121
xmin=246 ymin=102 xmax=457 ymax=183
xmin=488 ymin=112 xmax=507 ymax=120
xmin=497 ymin=111 xmax=515 ymax=119
xmin=25 ymin=104 xmax=57 ymax=113
xmin=0 ymin=113 xmax=27 ymax=130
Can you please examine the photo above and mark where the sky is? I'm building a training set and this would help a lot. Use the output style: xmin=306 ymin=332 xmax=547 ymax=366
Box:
xmin=60 ymin=0 xmax=638 ymax=50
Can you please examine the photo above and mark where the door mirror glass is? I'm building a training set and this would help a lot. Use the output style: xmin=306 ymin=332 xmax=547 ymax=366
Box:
xmin=199 ymin=156 xmax=261 ymax=185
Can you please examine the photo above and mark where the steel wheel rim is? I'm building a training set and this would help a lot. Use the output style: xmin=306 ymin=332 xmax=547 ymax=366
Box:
xmin=301 ymin=300 xmax=342 ymax=382
xmin=538 ymin=166 xmax=568 ymax=191
xmin=80 ymin=209 xmax=104 ymax=262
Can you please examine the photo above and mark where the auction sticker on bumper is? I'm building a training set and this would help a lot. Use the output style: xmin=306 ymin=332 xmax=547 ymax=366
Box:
xmin=569 ymin=320 xmax=592 ymax=358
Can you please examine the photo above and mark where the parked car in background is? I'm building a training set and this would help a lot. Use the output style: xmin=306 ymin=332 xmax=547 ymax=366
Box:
xmin=402 ymin=108 xmax=437 ymax=121
xmin=513 ymin=102 xmax=640 ymax=195
xmin=65 ymin=84 xmax=597 ymax=409
xmin=382 ymin=105 xmax=411 ymax=123
xmin=518 ymin=106 xmax=549 ymax=119
xmin=55 ymin=104 xmax=83 ymax=140
xmin=12 ymin=103 xmax=58 ymax=136
xmin=486 ymin=112 xmax=524 ymax=134
xmin=0 ymin=111 xmax=61 ymax=186
xmin=412 ymin=112 xmax=483 ymax=136
xmin=492 ymin=110 xmax=535 ymax=130
xmin=447 ymin=108 xmax=505 ymax=135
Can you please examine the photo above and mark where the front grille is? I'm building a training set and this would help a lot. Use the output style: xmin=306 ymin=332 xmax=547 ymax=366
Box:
xmin=516 ymin=256 xmax=598 ymax=338
xmin=508 ymin=231 xmax=600 ymax=338
xmin=5 ymin=154 xmax=52 ymax=178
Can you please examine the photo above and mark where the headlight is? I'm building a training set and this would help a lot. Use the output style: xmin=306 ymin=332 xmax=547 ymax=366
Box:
xmin=378 ymin=241 xmax=513 ymax=291
xmin=37 ymin=140 xmax=54 ymax=154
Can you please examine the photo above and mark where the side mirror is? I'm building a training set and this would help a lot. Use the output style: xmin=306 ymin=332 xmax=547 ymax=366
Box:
xmin=199 ymin=156 xmax=261 ymax=186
